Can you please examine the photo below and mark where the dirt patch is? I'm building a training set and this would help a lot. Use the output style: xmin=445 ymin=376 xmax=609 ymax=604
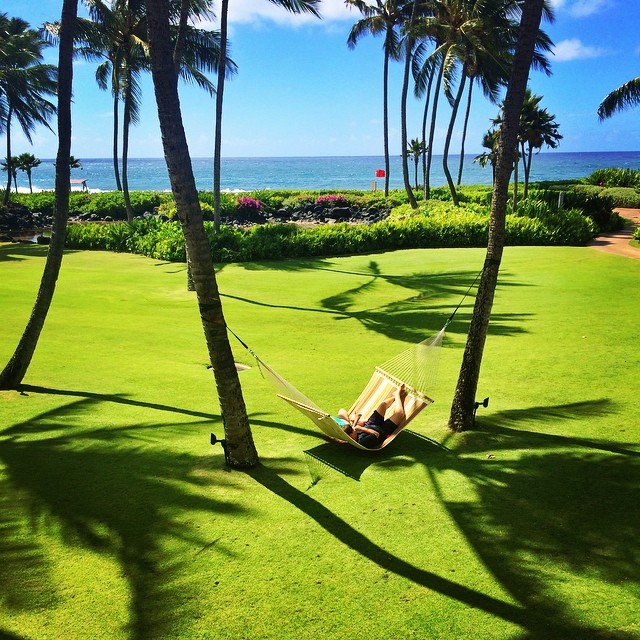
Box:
xmin=587 ymin=208 xmax=640 ymax=260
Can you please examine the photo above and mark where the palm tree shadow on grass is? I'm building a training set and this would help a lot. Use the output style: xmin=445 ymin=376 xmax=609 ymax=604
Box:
xmin=0 ymin=392 xmax=244 ymax=639
xmin=225 ymin=264 xmax=531 ymax=352
xmin=252 ymin=397 xmax=639 ymax=639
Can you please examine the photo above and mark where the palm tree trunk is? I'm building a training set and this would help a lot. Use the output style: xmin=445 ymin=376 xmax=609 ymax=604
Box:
xmin=421 ymin=71 xmax=434 ymax=200
xmin=382 ymin=43 xmax=390 ymax=197
xmin=425 ymin=63 xmax=444 ymax=200
xmin=457 ymin=79 xmax=474 ymax=186
xmin=213 ymin=0 xmax=229 ymax=232
xmin=144 ymin=0 xmax=258 ymax=468
xmin=3 ymin=107 xmax=12 ymax=205
xmin=448 ymin=0 xmax=546 ymax=432
xmin=112 ymin=87 xmax=123 ymax=191
xmin=0 ymin=0 xmax=77 ymax=389
xmin=122 ymin=70 xmax=134 ymax=222
xmin=400 ymin=0 xmax=419 ymax=209
xmin=442 ymin=73 xmax=466 ymax=206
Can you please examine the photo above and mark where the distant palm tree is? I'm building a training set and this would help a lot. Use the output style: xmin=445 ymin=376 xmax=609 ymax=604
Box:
xmin=406 ymin=137 xmax=426 ymax=188
xmin=16 ymin=151 xmax=41 ymax=192
xmin=0 ymin=13 xmax=57 ymax=205
xmin=346 ymin=0 xmax=406 ymax=197
xmin=70 ymin=0 xmax=225 ymax=221
xmin=517 ymin=89 xmax=561 ymax=197
xmin=1 ymin=155 xmax=19 ymax=192
xmin=473 ymin=127 xmax=499 ymax=183
xmin=597 ymin=76 xmax=640 ymax=120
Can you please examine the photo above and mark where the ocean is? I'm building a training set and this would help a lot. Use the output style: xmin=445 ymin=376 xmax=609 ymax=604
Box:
xmin=15 ymin=151 xmax=640 ymax=194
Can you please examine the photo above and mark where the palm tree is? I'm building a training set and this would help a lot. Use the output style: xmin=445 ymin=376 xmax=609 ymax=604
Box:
xmin=597 ymin=76 xmax=640 ymax=120
xmin=144 ymin=0 xmax=260 ymax=468
xmin=16 ymin=151 xmax=41 ymax=192
xmin=213 ymin=0 xmax=319 ymax=230
xmin=346 ymin=0 xmax=406 ymax=197
xmin=518 ymin=89 xmax=561 ymax=197
xmin=0 ymin=0 xmax=77 ymax=389
xmin=1 ymin=155 xmax=19 ymax=192
xmin=473 ymin=127 xmax=499 ymax=183
xmin=71 ymin=0 xmax=225 ymax=221
xmin=406 ymin=136 xmax=426 ymax=187
xmin=0 ymin=13 xmax=57 ymax=205
xmin=448 ymin=0 xmax=551 ymax=432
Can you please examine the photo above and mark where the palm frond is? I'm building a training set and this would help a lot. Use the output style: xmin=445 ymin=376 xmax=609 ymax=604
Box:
xmin=598 ymin=77 xmax=640 ymax=120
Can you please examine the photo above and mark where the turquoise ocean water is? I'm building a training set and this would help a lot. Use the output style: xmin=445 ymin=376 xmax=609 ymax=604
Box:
xmin=20 ymin=151 xmax=640 ymax=193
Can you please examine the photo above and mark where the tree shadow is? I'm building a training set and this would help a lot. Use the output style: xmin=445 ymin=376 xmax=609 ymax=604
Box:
xmin=0 ymin=243 xmax=55 ymax=263
xmin=0 ymin=392 xmax=244 ymax=639
xmin=225 ymin=262 xmax=532 ymax=352
xmin=251 ymin=396 xmax=640 ymax=639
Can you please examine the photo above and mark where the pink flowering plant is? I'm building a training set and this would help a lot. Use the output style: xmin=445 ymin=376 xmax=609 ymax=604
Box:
xmin=236 ymin=196 xmax=264 ymax=213
xmin=315 ymin=194 xmax=349 ymax=207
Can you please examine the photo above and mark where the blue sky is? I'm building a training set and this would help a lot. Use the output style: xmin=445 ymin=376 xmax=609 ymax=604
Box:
xmin=4 ymin=0 xmax=640 ymax=159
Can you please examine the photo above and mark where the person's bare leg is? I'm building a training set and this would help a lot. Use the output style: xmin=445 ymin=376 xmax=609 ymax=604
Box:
xmin=385 ymin=384 xmax=407 ymax=426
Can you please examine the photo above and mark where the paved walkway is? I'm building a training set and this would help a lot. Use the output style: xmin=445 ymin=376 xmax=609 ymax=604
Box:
xmin=587 ymin=208 xmax=640 ymax=260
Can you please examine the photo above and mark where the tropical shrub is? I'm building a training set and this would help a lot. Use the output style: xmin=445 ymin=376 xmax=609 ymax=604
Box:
xmin=585 ymin=167 xmax=640 ymax=188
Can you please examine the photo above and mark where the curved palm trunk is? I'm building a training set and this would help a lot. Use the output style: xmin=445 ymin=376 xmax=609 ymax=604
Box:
xmin=3 ymin=107 xmax=12 ymax=205
xmin=0 ymin=0 xmax=77 ymax=389
xmin=382 ymin=43 xmax=390 ymax=197
xmin=442 ymin=73 xmax=466 ymax=206
xmin=448 ymin=0 xmax=546 ymax=432
xmin=425 ymin=63 xmax=444 ymax=200
xmin=112 ymin=85 xmax=123 ymax=191
xmin=122 ymin=69 xmax=134 ymax=222
xmin=27 ymin=169 xmax=33 ymax=193
xmin=213 ymin=0 xmax=229 ymax=232
xmin=421 ymin=71 xmax=434 ymax=199
xmin=400 ymin=1 xmax=419 ymax=209
xmin=145 ymin=0 xmax=258 ymax=468
xmin=457 ymin=79 xmax=474 ymax=185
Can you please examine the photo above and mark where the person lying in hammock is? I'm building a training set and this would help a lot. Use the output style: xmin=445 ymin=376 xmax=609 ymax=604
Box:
xmin=335 ymin=384 xmax=407 ymax=449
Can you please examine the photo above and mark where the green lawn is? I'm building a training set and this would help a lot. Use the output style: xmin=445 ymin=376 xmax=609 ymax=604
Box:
xmin=1 ymin=242 xmax=639 ymax=639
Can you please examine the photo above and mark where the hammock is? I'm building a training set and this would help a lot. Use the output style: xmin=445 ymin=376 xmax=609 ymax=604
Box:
xmin=244 ymin=326 xmax=446 ymax=451
xmin=228 ymin=267 xmax=481 ymax=451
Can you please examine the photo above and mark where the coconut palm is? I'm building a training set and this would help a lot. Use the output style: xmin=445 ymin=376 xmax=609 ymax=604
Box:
xmin=518 ymin=89 xmax=561 ymax=197
xmin=1 ymin=155 xmax=18 ymax=192
xmin=0 ymin=13 xmax=57 ymax=205
xmin=346 ymin=0 xmax=407 ymax=197
xmin=144 ymin=0 xmax=260 ymax=467
xmin=448 ymin=0 xmax=550 ymax=432
xmin=16 ymin=151 xmax=41 ymax=192
xmin=71 ymin=0 xmax=227 ymax=221
xmin=406 ymin=136 xmax=426 ymax=187
xmin=597 ymin=76 xmax=640 ymax=120
xmin=0 ymin=0 xmax=77 ymax=390
xmin=473 ymin=126 xmax=499 ymax=183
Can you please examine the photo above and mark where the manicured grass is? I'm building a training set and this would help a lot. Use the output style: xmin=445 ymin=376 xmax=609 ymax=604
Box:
xmin=1 ymin=242 xmax=639 ymax=639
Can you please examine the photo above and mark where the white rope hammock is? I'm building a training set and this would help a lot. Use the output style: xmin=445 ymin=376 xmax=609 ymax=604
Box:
xmin=250 ymin=325 xmax=446 ymax=451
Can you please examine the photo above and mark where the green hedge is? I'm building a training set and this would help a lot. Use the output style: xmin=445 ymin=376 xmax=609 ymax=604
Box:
xmin=65 ymin=198 xmax=598 ymax=263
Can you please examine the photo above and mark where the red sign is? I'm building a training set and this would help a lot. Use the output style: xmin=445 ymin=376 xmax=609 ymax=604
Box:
xmin=375 ymin=169 xmax=385 ymax=178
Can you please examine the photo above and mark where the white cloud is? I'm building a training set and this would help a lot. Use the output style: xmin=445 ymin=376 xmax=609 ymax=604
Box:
xmin=553 ymin=38 xmax=606 ymax=61
xmin=549 ymin=0 xmax=613 ymax=17
xmin=204 ymin=0 xmax=355 ymax=28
